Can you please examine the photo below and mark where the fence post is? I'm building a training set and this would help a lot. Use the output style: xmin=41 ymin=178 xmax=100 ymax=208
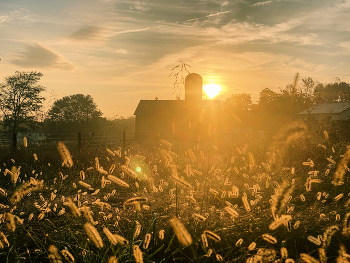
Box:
xmin=12 ymin=133 xmax=17 ymax=150
xmin=122 ymin=131 xmax=126 ymax=157
xmin=78 ymin=132 xmax=82 ymax=149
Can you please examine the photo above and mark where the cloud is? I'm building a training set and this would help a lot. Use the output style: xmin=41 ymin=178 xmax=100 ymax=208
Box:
xmin=250 ymin=1 xmax=273 ymax=7
xmin=186 ymin=10 xmax=231 ymax=23
xmin=69 ymin=26 xmax=104 ymax=42
xmin=107 ymin=27 xmax=152 ymax=37
xmin=339 ymin=41 xmax=350 ymax=50
xmin=0 ymin=8 xmax=34 ymax=24
xmin=11 ymin=43 xmax=75 ymax=70
xmin=133 ymin=2 xmax=151 ymax=12
xmin=206 ymin=11 xmax=231 ymax=18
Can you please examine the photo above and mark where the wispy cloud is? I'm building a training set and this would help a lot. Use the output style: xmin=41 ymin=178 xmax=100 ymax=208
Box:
xmin=107 ymin=27 xmax=152 ymax=36
xmin=206 ymin=11 xmax=231 ymax=18
xmin=11 ymin=43 xmax=75 ymax=70
xmin=186 ymin=10 xmax=231 ymax=22
xmin=339 ymin=41 xmax=350 ymax=50
xmin=250 ymin=1 xmax=273 ymax=7
xmin=69 ymin=26 xmax=103 ymax=42
xmin=0 ymin=8 xmax=34 ymax=24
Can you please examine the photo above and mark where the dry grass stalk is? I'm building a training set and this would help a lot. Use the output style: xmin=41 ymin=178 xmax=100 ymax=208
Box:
xmin=192 ymin=213 xmax=206 ymax=222
xmin=204 ymin=230 xmax=221 ymax=242
xmin=242 ymin=193 xmax=251 ymax=212
xmin=65 ymin=198 xmax=81 ymax=218
xmin=107 ymin=175 xmax=130 ymax=188
xmin=120 ymin=165 xmax=138 ymax=180
xmin=114 ymin=234 xmax=129 ymax=245
xmin=269 ymin=215 xmax=292 ymax=230
xmin=10 ymin=166 xmax=20 ymax=184
xmin=299 ymin=253 xmax=320 ymax=263
xmin=170 ymin=217 xmax=192 ymax=246
xmin=5 ymin=213 xmax=16 ymax=232
xmin=84 ymin=222 xmax=103 ymax=249
xmin=143 ymin=233 xmax=151 ymax=249
xmin=235 ymin=238 xmax=243 ymax=246
xmin=124 ymin=197 xmax=148 ymax=206
xmin=80 ymin=206 xmax=95 ymax=224
xmin=248 ymin=242 xmax=256 ymax=250
xmin=133 ymin=245 xmax=143 ymax=263
xmin=307 ymin=236 xmax=321 ymax=246
xmin=0 ymin=232 xmax=9 ymax=247
xmin=159 ymin=230 xmax=165 ymax=240
xmin=271 ymin=181 xmax=294 ymax=219
xmin=61 ymin=249 xmax=74 ymax=263
xmin=319 ymin=248 xmax=327 ymax=263
xmin=48 ymin=245 xmax=63 ymax=263
xmin=0 ymin=187 xmax=7 ymax=197
xmin=262 ymin=234 xmax=277 ymax=244
xmin=268 ymin=122 xmax=307 ymax=169
xmin=201 ymin=233 xmax=208 ymax=248
xmin=333 ymin=147 xmax=350 ymax=185
xmin=342 ymin=213 xmax=350 ymax=236
xmin=57 ymin=142 xmax=73 ymax=168
xmin=171 ymin=174 xmax=194 ymax=190
xmin=281 ymin=247 xmax=288 ymax=259
xmin=224 ymin=206 xmax=239 ymax=218
xmin=103 ymin=227 xmax=118 ymax=245
xmin=322 ymin=225 xmax=339 ymax=248
xmin=108 ymin=256 xmax=118 ymax=263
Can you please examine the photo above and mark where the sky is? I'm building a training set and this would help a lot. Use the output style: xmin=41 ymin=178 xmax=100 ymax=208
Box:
xmin=1 ymin=0 xmax=350 ymax=118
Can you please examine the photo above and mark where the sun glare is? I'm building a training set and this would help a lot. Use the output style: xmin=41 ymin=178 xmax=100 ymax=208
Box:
xmin=203 ymin=84 xmax=221 ymax=99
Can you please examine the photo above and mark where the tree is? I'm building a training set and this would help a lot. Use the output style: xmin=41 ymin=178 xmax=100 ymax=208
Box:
xmin=225 ymin=93 xmax=253 ymax=112
xmin=0 ymin=71 xmax=46 ymax=133
xmin=169 ymin=61 xmax=191 ymax=99
xmin=314 ymin=81 xmax=350 ymax=103
xmin=46 ymin=94 xmax=103 ymax=133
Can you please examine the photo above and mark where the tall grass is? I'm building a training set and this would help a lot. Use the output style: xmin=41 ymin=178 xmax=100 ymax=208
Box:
xmin=1 ymin=123 xmax=350 ymax=262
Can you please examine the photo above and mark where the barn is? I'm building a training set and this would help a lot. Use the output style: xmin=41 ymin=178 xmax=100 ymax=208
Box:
xmin=133 ymin=73 xmax=222 ymax=141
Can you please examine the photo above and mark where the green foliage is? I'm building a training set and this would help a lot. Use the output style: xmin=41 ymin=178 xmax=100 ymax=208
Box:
xmin=0 ymin=71 xmax=46 ymax=133
xmin=314 ymin=81 xmax=350 ymax=103
xmin=46 ymin=94 xmax=103 ymax=133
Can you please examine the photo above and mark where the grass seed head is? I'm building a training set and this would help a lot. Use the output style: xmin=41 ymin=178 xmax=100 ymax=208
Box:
xmin=84 ymin=222 xmax=103 ymax=249
xmin=57 ymin=142 xmax=73 ymax=168
xmin=170 ymin=217 xmax=192 ymax=246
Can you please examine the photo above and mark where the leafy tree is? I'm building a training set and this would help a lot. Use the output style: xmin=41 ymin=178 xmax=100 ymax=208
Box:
xmin=46 ymin=94 xmax=103 ymax=133
xmin=314 ymin=81 xmax=350 ymax=103
xmin=225 ymin=93 xmax=253 ymax=112
xmin=0 ymin=71 xmax=46 ymax=133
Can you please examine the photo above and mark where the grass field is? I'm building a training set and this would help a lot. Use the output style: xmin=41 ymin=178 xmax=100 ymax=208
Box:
xmin=1 ymin=122 xmax=350 ymax=262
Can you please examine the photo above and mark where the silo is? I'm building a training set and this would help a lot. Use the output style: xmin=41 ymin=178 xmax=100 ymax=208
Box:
xmin=185 ymin=73 xmax=202 ymax=101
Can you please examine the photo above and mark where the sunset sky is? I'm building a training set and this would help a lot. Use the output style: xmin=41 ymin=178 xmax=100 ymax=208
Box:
xmin=1 ymin=0 xmax=350 ymax=118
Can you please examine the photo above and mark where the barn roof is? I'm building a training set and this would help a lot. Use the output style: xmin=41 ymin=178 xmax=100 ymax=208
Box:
xmin=299 ymin=102 xmax=350 ymax=115
xmin=134 ymin=100 xmax=221 ymax=115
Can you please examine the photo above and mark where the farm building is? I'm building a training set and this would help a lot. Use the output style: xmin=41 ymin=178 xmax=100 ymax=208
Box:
xmin=299 ymin=102 xmax=350 ymax=122
xmin=133 ymin=73 xmax=222 ymax=141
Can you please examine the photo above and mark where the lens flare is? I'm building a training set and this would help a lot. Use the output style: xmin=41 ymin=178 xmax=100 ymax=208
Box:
xmin=203 ymin=84 xmax=221 ymax=99
xmin=136 ymin=167 xmax=142 ymax=173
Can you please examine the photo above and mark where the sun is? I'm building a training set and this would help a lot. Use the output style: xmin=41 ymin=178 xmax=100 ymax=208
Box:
xmin=203 ymin=84 xmax=221 ymax=99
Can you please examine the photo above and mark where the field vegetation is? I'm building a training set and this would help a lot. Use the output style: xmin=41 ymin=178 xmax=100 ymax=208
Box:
xmin=1 ymin=120 xmax=350 ymax=263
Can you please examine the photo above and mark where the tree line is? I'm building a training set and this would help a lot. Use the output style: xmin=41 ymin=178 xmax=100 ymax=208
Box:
xmin=223 ymin=75 xmax=350 ymax=132
xmin=1 ymin=71 xmax=349 ymax=138
xmin=0 ymin=71 xmax=134 ymax=137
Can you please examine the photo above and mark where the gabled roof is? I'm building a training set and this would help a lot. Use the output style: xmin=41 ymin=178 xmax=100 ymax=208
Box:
xmin=299 ymin=102 xmax=350 ymax=115
xmin=134 ymin=100 xmax=221 ymax=115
